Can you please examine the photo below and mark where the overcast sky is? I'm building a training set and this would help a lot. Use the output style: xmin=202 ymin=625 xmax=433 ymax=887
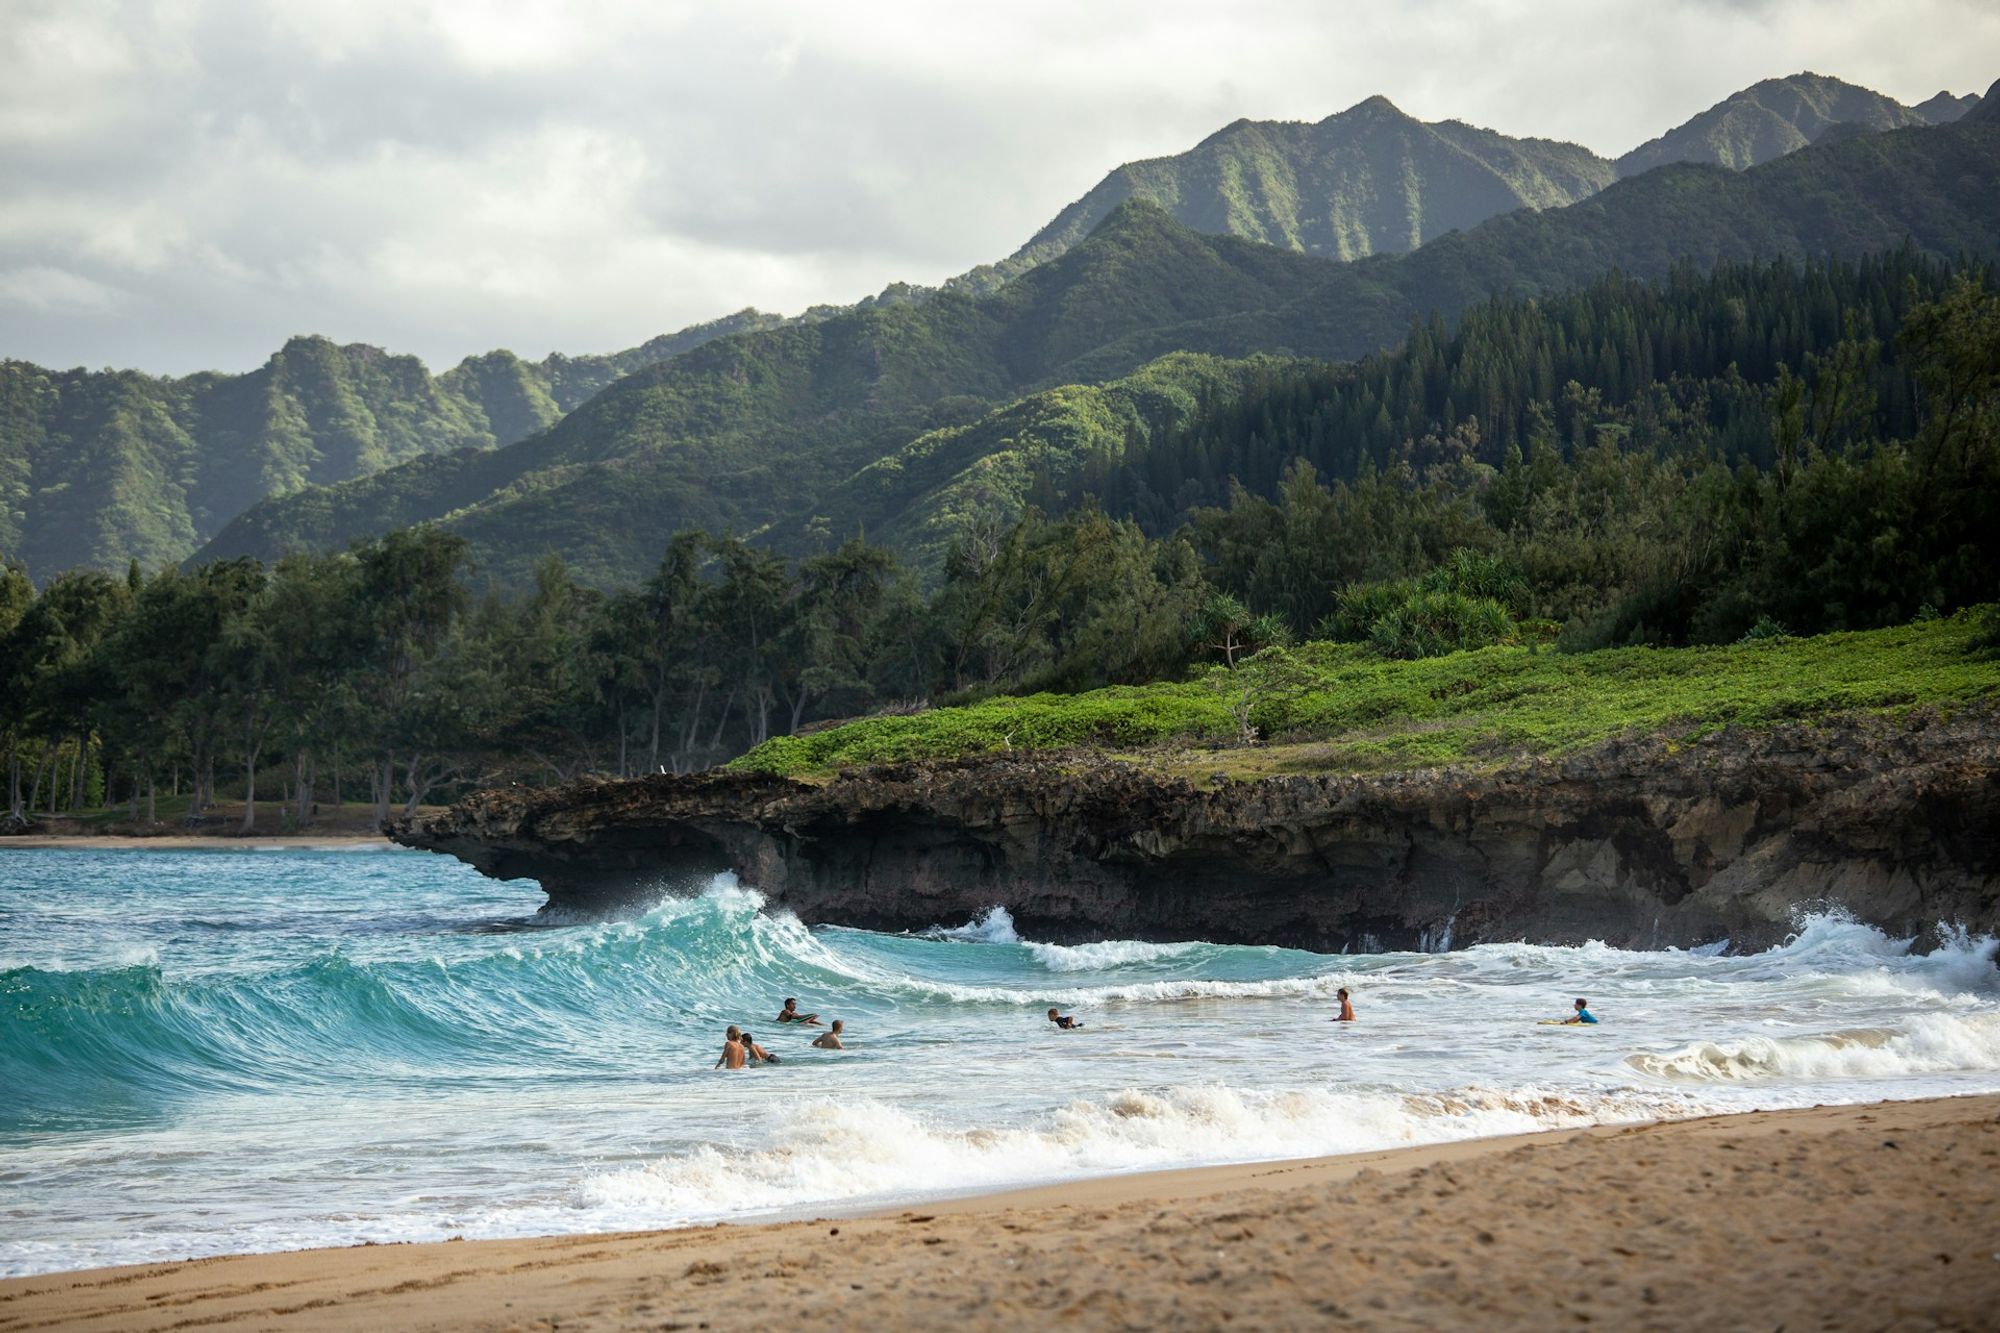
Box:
xmin=2 ymin=0 xmax=1994 ymax=376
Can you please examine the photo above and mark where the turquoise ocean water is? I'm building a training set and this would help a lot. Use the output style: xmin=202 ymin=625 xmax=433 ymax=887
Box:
xmin=4 ymin=847 xmax=1998 ymax=1276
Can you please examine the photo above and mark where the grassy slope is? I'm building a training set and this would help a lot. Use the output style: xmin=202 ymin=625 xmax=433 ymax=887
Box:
xmin=732 ymin=611 xmax=2000 ymax=779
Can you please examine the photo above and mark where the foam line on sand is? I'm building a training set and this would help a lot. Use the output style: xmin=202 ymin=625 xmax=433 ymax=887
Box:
xmin=3 ymin=1094 xmax=1997 ymax=1331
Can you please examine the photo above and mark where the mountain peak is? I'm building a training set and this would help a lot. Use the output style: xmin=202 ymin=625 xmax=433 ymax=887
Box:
xmin=1332 ymin=93 xmax=1410 ymax=122
xmin=1962 ymin=78 xmax=2000 ymax=125
xmin=1616 ymin=71 xmax=1929 ymax=175
xmin=1914 ymin=89 xmax=1977 ymax=124
xmin=1005 ymin=93 xmax=1613 ymax=277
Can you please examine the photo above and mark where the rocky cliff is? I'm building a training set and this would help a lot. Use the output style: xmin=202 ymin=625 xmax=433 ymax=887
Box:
xmin=392 ymin=709 xmax=2000 ymax=952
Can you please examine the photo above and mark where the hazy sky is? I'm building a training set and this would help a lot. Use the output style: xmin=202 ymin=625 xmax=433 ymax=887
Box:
xmin=3 ymin=0 xmax=1995 ymax=375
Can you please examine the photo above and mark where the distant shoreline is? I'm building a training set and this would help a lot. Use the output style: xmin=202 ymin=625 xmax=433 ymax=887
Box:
xmin=3 ymin=1094 xmax=1995 ymax=1329
xmin=0 ymin=834 xmax=395 ymax=851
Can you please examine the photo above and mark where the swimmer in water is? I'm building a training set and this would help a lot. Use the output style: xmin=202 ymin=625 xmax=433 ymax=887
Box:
xmin=1334 ymin=987 xmax=1355 ymax=1021
xmin=776 ymin=997 xmax=821 ymax=1026
xmin=1564 ymin=997 xmax=1598 ymax=1025
xmin=1047 ymin=1007 xmax=1084 ymax=1030
xmin=715 ymin=1025 xmax=746 ymax=1070
xmin=812 ymin=1019 xmax=846 ymax=1050
xmin=741 ymin=1030 xmax=780 ymax=1064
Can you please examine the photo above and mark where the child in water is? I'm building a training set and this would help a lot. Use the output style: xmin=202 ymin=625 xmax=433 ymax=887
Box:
xmin=1334 ymin=987 xmax=1355 ymax=1021
xmin=714 ymin=1025 xmax=746 ymax=1069
xmin=1047 ymin=1007 xmax=1084 ymax=1030
xmin=1565 ymin=997 xmax=1598 ymax=1025
xmin=740 ymin=1030 xmax=780 ymax=1063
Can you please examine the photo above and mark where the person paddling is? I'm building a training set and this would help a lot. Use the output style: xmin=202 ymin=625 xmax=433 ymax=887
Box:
xmin=776 ymin=998 xmax=822 ymax=1026
xmin=1047 ymin=1007 xmax=1084 ymax=1030
xmin=715 ymin=1025 xmax=746 ymax=1069
xmin=1563 ymin=997 xmax=1598 ymax=1025
xmin=812 ymin=1019 xmax=846 ymax=1050
xmin=1334 ymin=987 xmax=1355 ymax=1022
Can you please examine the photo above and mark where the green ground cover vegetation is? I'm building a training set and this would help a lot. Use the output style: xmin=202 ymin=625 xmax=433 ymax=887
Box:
xmin=733 ymin=610 xmax=2000 ymax=777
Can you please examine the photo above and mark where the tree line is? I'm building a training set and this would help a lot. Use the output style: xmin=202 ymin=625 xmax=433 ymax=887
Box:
xmin=1 ymin=256 xmax=1993 ymax=827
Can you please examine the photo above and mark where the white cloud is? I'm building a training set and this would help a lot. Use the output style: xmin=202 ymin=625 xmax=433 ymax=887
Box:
xmin=0 ymin=0 xmax=1993 ymax=374
xmin=0 ymin=265 xmax=127 ymax=313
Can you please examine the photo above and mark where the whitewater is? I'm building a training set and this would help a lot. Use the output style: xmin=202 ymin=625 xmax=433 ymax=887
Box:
xmin=4 ymin=849 xmax=1998 ymax=1278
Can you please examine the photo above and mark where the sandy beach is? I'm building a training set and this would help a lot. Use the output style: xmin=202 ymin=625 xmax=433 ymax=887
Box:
xmin=0 ymin=835 xmax=393 ymax=851
xmin=4 ymin=1094 xmax=1995 ymax=1332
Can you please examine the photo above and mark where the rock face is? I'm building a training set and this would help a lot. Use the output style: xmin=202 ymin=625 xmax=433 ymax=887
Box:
xmin=393 ymin=710 xmax=2000 ymax=952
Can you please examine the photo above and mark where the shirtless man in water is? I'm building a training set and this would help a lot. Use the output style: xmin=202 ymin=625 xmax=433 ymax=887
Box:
xmin=1334 ymin=987 xmax=1356 ymax=1021
xmin=776 ymin=998 xmax=821 ymax=1026
xmin=811 ymin=1019 xmax=846 ymax=1050
xmin=715 ymin=1025 xmax=746 ymax=1069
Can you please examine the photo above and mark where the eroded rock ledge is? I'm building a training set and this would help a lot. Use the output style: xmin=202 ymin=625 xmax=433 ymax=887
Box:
xmin=391 ymin=709 xmax=2000 ymax=951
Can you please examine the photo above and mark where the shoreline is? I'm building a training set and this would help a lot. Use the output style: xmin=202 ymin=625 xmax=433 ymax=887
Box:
xmin=0 ymin=834 xmax=396 ymax=851
xmin=5 ymin=1093 xmax=1997 ymax=1330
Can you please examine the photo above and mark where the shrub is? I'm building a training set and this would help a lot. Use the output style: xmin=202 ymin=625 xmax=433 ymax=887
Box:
xmin=1368 ymin=590 xmax=1517 ymax=660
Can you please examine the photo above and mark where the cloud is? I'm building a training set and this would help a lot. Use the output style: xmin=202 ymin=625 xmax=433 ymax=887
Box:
xmin=0 ymin=0 xmax=1994 ymax=375
xmin=0 ymin=265 xmax=127 ymax=313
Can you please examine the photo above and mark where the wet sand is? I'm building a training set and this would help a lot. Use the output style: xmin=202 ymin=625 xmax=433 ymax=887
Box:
xmin=3 ymin=1094 xmax=1996 ymax=1331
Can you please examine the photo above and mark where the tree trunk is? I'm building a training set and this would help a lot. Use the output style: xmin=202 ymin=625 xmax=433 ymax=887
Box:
xmin=8 ymin=750 xmax=22 ymax=821
xmin=616 ymin=705 xmax=628 ymax=779
xmin=241 ymin=747 xmax=258 ymax=833
xmin=707 ymin=689 xmax=736 ymax=753
xmin=47 ymin=741 xmax=65 ymax=815
xmin=146 ymin=772 xmax=156 ymax=825
xmin=28 ymin=746 xmax=51 ymax=817
xmin=72 ymin=733 xmax=87 ymax=811
xmin=373 ymin=754 xmax=394 ymax=829
xmin=649 ymin=692 xmax=664 ymax=773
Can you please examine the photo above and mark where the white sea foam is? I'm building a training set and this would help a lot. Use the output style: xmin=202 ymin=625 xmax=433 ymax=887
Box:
xmin=1628 ymin=1011 xmax=2000 ymax=1083
xmin=576 ymin=1082 xmax=1708 ymax=1224
xmin=1025 ymin=939 xmax=1208 ymax=972
xmin=925 ymin=905 xmax=1021 ymax=944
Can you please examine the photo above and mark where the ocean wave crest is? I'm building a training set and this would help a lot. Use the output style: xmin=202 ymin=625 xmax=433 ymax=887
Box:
xmin=576 ymin=1081 xmax=1703 ymax=1223
xmin=1627 ymin=1012 xmax=2000 ymax=1083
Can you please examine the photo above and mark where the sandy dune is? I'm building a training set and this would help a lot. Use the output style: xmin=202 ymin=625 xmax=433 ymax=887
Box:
xmin=4 ymin=1094 xmax=1996 ymax=1331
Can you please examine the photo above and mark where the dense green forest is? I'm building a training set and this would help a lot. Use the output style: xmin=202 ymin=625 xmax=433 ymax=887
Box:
xmin=3 ymin=254 xmax=1994 ymax=828
xmin=192 ymin=115 xmax=2000 ymax=588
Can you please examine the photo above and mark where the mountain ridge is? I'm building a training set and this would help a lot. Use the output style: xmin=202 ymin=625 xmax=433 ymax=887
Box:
xmin=196 ymin=116 xmax=2000 ymax=587
xmin=1615 ymin=71 xmax=1935 ymax=175
xmin=0 ymin=309 xmax=785 ymax=578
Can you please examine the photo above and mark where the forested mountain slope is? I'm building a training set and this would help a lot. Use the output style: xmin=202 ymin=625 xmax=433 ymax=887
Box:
xmin=197 ymin=117 xmax=2000 ymax=587
xmin=0 ymin=309 xmax=782 ymax=578
xmin=196 ymin=208 xmax=1339 ymax=585
xmin=974 ymin=96 xmax=1616 ymax=282
xmin=1615 ymin=72 xmax=1937 ymax=175
xmin=16 ymin=72 xmax=1981 ymax=585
